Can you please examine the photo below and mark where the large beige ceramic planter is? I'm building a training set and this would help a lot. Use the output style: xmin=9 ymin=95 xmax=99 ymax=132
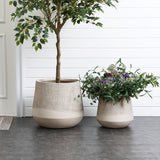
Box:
xmin=32 ymin=79 xmax=84 ymax=128
xmin=97 ymin=99 xmax=133 ymax=128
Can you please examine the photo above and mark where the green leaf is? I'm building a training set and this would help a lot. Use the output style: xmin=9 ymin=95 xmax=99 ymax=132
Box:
xmin=13 ymin=1 xmax=17 ymax=7
xmin=50 ymin=28 xmax=53 ymax=33
xmin=15 ymin=37 xmax=18 ymax=41
xmin=16 ymin=41 xmax=20 ymax=46
xmin=9 ymin=1 xmax=13 ymax=5
xmin=38 ymin=43 xmax=42 ymax=49
xmin=40 ymin=39 xmax=45 ymax=44
xmin=20 ymin=34 xmax=24 ymax=44
xmin=24 ymin=35 xmax=28 ymax=40
xmin=44 ymin=39 xmax=48 ymax=43
xmin=32 ymin=36 xmax=37 ymax=42
xmin=32 ymin=43 xmax=36 ymax=47
xmin=14 ymin=27 xmax=20 ymax=31
xmin=28 ymin=24 xmax=34 ymax=30
xmin=19 ymin=19 xmax=25 ymax=22
xmin=96 ymin=22 xmax=103 ymax=27
xmin=35 ymin=46 xmax=38 ymax=51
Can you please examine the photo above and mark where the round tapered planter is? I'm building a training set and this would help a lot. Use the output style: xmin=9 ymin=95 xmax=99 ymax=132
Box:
xmin=97 ymin=99 xmax=133 ymax=128
xmin=32 ymin=79 xmax=84 ymax=128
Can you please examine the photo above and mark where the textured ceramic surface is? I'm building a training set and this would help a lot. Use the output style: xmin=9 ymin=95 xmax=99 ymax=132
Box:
xmin=97 ymin=99 xmax=134 ymax=128
xmin=32 ymin=79 xmax=84 ymax=128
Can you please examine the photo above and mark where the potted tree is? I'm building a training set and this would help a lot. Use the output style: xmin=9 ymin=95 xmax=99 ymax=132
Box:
xmin=10 ymin=0 xmax=118 ymax=128
xmin=81 ymin=59 xmax=159 ymax=128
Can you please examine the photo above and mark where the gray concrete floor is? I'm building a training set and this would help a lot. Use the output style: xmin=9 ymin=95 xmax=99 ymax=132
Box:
xmin=0 ymin=117 xmax=160 ymax=160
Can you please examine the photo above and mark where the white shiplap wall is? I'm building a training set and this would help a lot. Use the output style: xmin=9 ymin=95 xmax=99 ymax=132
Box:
xmin=22 ymin=0 xmax=160 ymax=116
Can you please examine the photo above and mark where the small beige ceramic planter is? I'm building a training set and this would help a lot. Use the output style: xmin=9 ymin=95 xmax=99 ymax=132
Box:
xmin=97 ymin=99 xmax=133 ymax=128
xmin=32 ymin=79 xmax=84 ymax=128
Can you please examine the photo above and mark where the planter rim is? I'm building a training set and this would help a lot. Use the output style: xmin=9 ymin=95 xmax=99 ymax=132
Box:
xmin=36 ymin=79 xmax=79 ymax=84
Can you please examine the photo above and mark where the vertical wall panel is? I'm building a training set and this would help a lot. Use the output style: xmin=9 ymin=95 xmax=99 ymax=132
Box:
xmin=0 ymin=0 xmax=5 ymax=22
xmin=0 ymin=34 xmax=6 ymax=98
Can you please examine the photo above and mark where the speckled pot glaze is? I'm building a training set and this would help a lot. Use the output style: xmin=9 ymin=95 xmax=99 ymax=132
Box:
xmin=97 ymin=99 xmax=133 ymax=128
xmin=32 ymin=79 xmax=84 ymax=128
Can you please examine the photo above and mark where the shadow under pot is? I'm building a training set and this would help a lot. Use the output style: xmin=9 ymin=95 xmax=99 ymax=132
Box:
xmin=97 ymin=99 xmax=133 ymax=128
xmin=32 ymin=79 xmax=84 ymax=128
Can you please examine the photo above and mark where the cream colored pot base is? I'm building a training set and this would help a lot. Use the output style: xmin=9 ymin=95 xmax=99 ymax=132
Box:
xmin=97 ymin=120 xmax=133 ymax=128
xmin=97 ymin=99 xmax=133 ymax=128
xmin=32 ymin=79 xmax=84 ymax=128
xmin=34 ymin=117 xmax=82 ymax=128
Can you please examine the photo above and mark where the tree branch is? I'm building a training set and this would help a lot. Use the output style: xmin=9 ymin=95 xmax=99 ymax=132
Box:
xmin=47 ymin=16 xmax=57 ymax=33
xmin=40 ymin=9 xmax=46 ymax=17
xmin=41 ymin=0 xmax=57 ymax=34
xmin=60 ymin=19 xmax=67 ymax=30
xmin=57 ymin=2 xmax=61 ymax=31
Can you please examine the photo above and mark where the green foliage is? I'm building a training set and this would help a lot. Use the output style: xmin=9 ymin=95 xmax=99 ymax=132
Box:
xmin=80 ymin=59 xmax=160 ymax=104
xmin=9 ymin=0 xmax=118 ymax=51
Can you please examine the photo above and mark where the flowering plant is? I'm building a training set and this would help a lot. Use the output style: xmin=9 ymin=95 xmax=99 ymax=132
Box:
xmin=80 ymin=59 xmax=159 ymax=104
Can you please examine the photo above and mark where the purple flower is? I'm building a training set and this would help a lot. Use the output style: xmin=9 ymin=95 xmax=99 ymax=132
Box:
xmin=123 ymin=73 xmax=130 ymax=78
xmin=104 ymin=72 xmax=112 ymax=77
xmin=102 ymin=80 xmax=108 ymax=84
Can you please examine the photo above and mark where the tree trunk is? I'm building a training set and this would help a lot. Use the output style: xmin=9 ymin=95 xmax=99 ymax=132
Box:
xmin=56 ymin=32 xmax=61 ymax=83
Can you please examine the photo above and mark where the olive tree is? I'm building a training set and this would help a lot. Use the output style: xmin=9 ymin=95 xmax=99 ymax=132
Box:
xmin=10 ymin=0 xmax=118 ymax=83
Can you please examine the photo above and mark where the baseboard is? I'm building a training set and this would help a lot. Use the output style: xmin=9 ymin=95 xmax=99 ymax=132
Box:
xmin=24 ymin=106 xmax=160 ymax=117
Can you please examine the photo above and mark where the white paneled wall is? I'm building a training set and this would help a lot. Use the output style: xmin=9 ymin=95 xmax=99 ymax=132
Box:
xmin=22 ymin=0 xmax=160 ymax=116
